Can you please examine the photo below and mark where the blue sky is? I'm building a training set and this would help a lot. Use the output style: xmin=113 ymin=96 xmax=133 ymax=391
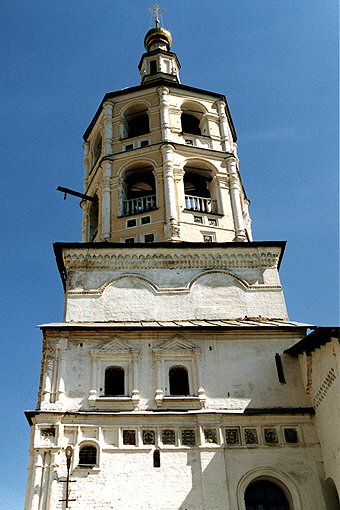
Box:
xmin=1 ymin=1 xmax=338 ymax=507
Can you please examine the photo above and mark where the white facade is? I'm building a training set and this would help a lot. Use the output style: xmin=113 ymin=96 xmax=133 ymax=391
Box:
xmin=25 ymin=22 xmax=339 ymax=510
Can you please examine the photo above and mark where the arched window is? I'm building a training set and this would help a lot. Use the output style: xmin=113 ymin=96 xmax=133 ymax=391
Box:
xmin=122 ymin=165 xmax=156 ymax=216
xmin=122 ymin=105 xmax=150 ymax=139
xmin=245 ymin=480 xmax=289 ymax=510
xmin=183 ymin=164 xmax=217 ymax=214
xmin=104 ymin=366 xmax=125 ymax=396
xmin=92 ymin=135 xmax=102 ymax=166
xmin=88 ymin=196 xmax=99 ymax=241
xmin=180 ymin=102 xmax=208 ymax=137
xmin=169 ymin=366 xmax=190 ymax=396
xmin=79 ymin=445 xmax=97 ymax=466
xmin=181 ymin=113 xmax=201 ymax=135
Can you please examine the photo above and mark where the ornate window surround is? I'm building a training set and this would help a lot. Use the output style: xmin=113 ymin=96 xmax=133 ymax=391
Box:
xmin=153 ymin=335 xmax=206 ymax=408
xmin=89 ymin=337 xmax=140 ymax=409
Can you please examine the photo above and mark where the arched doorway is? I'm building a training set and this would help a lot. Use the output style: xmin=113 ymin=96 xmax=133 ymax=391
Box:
xmin=244 ymin=479 xmax=290 ymax=510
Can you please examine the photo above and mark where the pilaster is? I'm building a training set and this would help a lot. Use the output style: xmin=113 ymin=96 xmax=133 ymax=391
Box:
xmin=101 ymin=161 xmax=112 ymax=241
xmin=226 ymin=156 xmax=247 ymax=242
xmin=103 ymin=101 xmax=113 ymax=155
xmin=161 ymin=143 xmax=180 ymax=241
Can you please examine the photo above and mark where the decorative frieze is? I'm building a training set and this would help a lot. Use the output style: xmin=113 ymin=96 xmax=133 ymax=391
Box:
xmin=62 ymin=247 xmax=282 ymax=271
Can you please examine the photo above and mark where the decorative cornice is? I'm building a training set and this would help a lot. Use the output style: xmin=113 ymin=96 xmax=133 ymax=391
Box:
xmin=62 ymin=249 xmax=281 ymax=271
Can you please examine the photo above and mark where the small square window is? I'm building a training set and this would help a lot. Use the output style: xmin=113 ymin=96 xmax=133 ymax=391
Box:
xmin=162 ymin=429 xmax=175 ymax=445
xmin=125 ymin=238 xmax=135 ymax=244
xmin=141 ymin=216 xmax=151 ymax=225
xmin=123 ymin=430 xmax=136 ymax=446
xmin=41 ymin=428 xmax=56 ymax=438
xmin=142 ymin=430 xmax=155 ymax=445
xmin=264 ymin=428 xmax=279 ymax=444
xmin=127 ymin=219 xmax=137 ymax=228
xmin=185 ymin=139 xmax=194 ymax=145
xmin=140 ymin=140 xmax=149 ymax=148
xmin=125 ymin=144 xmax=134 ymax=151
xmin=244 ymin=429 xmax=259 ymax=445
xmin=204 ymin=428 xmax=218 ymax=444
xmin=284 ymin=428 xmax=298 ymax=444
xmin=144 ymin=233 xmax=155 ymax=243
xmin=225 ymin=428 xmax=240 ymax=445
xmin=208 ymin=218 xmax=217 ymax=226
xmin=203 ymin=235 xmax=213 ymax=243
xmin=181 ymin=429 xmax=196 ymax=446
xmin=194 ymin=216 xmax=203 ymax=224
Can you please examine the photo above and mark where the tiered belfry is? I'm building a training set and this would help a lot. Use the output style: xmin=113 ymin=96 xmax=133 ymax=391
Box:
xmin=24 ymin=16 xmax=340 ymax=510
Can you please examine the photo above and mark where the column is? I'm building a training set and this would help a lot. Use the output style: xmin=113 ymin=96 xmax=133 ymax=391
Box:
xmin=226 ymin=157 xmax=247 ymax=241
xmin=158 ymin=87 xmax=171 ymax=141
xmin=101 ymin=160 xmax=112 ymax=241
xmin=161 ymin=143 xmax=180 ymax=240
xmin=216 ymin=100 xmax=231 ymax=152
xmin=103 ymin=101 xmax=113 ymax=155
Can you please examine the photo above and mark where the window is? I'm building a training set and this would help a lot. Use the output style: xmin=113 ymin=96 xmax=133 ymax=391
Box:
xmin=153 ymin=449 xmax=160 ymax=467
xmin=140 ymin=140 xmax=149 ymax=148
xmin=125 ymin=237 xmax=135 ymax=244
xmin=123 ymin=430 xmax=136 ymax=446
xmin=169 ymin=366 xmax=190 ymax=396
xmin=121 ymin=165 xmax=156 ymax=216
xmin=203 ymin=234 xmax=213 ymax=243
xmin=144 ymin=233 xmax=155 ymax=243
xmin=208 ymin=218 xmax=217 ymax=226
xmin=104 ymin=366 xmax=125 ymax=396
xmin=92 ymin=135 xmax=102 ymax=166
xmin=161 ymin=429 xmax=176 ymax=445
xmin=181 ymin=113 xmax=201 ymax=135
xmin=125 ymin=109 xmax=149 ymax=138
xmin=141 ymin=216 xmax=151 ymax=225
xmin=127 ymin=219 xmax=137 ymax=228
xmin=150 ymin=60 xmax=157 ymax=74
xmin=194 ymin=215 xmax=203 ymax=224
xmin=79 ymin=445 xmax=97 ymax=466
xmin=125 ymin=143 xmax=134 ymax=151
xmin=244 ymin=480 xmax=289 ymax=510
xmin=181 ymin=429 xmax=196 ymax=446
xmin=183 ymin=165 xmax=218 ymax=214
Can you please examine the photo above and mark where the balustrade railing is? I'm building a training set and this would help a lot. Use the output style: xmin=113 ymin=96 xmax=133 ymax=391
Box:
xmin=185 ymin=195 xmax=217 ymax=214
xmin=122 ymin=195 xmax=157 ymax=216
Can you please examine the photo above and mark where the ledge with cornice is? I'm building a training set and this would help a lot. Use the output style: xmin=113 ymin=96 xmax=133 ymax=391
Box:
xmin=54 ymin=241 xmax=286 ymax=290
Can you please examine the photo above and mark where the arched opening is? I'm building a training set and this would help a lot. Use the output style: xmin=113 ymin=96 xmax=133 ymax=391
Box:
xmin=92 ymin=135 xmax=102 ymax=167
xmin=169 ymin=366 xmax=190 ymax=396
xmin=245 ymin=480 xmax=290 ymax=510
xmin=122 ymin=104 xmax=150 ymax=139
xmin=79 ymin=445 xmax=97 ymax=466
xmin=121 ymin=165 xmax=156 ymax=216
xmin=181 ymin=102 xmax=208 ymax=136
xmin=183 ymin=164 xmax=217 ymax=213
xmin=88 ymin=196 xmax=99 ymax=241
xmin=181 ymin=113 xmax=201 ymax=135
xmin=104 ymin=366 xmax=125 ymax=396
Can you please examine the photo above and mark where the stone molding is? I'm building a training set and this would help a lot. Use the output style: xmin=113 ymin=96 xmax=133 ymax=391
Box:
xmin=62 ymin=247 xmax=281 ymax=271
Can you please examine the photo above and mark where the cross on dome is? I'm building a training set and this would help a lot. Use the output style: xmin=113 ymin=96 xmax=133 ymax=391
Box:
xmin=147 ymin=3 xmax=165 ymax=28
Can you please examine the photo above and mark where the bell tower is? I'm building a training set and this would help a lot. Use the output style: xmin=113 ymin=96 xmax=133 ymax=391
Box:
xmin=81 ymin=21 xmax=251 ymax=244
xmin=25 ymin=13 xmax=333 ymax=510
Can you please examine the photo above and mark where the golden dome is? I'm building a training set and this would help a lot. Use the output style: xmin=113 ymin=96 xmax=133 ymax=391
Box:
xmin=144 ymin=27 xmax=172 ymax=52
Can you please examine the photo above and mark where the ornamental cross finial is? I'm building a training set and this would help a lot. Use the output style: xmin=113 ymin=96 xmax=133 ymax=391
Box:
xmin=148 ymin=3 xmax=165 ymax=28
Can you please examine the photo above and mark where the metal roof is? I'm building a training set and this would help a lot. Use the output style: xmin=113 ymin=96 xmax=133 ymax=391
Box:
xmin=39 ymin=318 xmax=311 ymax=330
